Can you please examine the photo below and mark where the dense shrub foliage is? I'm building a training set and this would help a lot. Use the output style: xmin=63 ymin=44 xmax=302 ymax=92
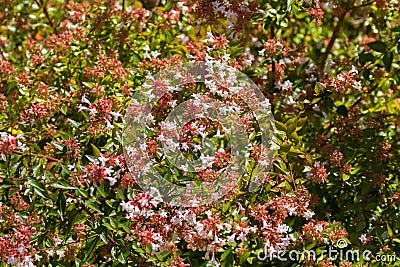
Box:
xmin=0 ymin=0 xmax=399 ymax=266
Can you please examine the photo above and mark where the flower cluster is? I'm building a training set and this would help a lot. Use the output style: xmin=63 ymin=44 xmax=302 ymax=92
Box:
xmin=0 ymin=0 xmax=399 ymax=266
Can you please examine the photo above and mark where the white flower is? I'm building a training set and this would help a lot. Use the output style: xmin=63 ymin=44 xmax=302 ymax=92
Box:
xmin=260 ymin=98 xmax=271 ymax=109
xmin=89 ymin=107 xmax=97 ymax=116
xmin=151 ymin=51 xmax=161 ymax=58
xmin=46 ymin=249 xmax=55 ymax=257
xmin=359 ymin=234 xmax=367 ymax=243
xmin=77 ymin=104 xmax=88 ymax=112
xmin=277 ymin=224 xmax=289 ymax=234
xmin=120 ymin=201 xmax=132 ymax=212
xmin=303 ymin=210 xmax=315 ymax=220
xmin=106 ymin=176 xmax=117 ymax=186
xmin=143 ymin=51 xmax=151 ymax=59
xmin=17 ymin=246 xmax=26 ymax=254
xmin=68 ymin=164 xmax=75 ymax=171
xmin=281 ymin=80 xmax=293 ymax=91
xmin=53 ymin=237 xmax=62 ymax=246
xmin=381 ymin=231 xmax=389 ymax=239
xmin=105 ymin=120 xmax=114 ymax=130
xmin=237 ymin=232 xmax=247 ymax=242
xmin=180 ymin=142 xmax=189 ymax=151
xmin=315 ymin=224 xmax=324 ymax=232
xmin=206 ymin=31 xmax=215 ymax=42
xmin=98 ymin=155 xmax=108 ymax=166
xmin=205 ymin=210 xmax=213 ymax=218
xmin=7 ymin=256 xmax=19 ymax=265
xmin=349 ymin=65 xmax=358 ymax=75
xmin=110 ymin=111 xmax=122 ymax=120
xmin=192 ymin=144 xmax=202 ymax=152
xmin=353 ymin=80 xmax=362 ymax=90
xmin=227 ymin=233 xmax=236 ymax=243
xmin=151 ymin=242 xmax=160 ymax=252
xmin=56 ymin=249 xmax=65 ymax=258
xmin=81 ymin=94 xmax=91 ymax=105
xmin=288 ymin=206 xmax=297 ymax=216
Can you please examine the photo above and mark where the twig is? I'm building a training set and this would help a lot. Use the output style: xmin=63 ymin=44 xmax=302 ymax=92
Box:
xmin=319 ymin=1 xmax=375 ymax=70
xmin=33 ymin=0 xmax=58 ymax=34
xmin=318 ymin=10 xmax=348 ymax=70
xmin=270 ymin=20 xmax=276 ymax=86
xmin=348 ymin=1 xmax=375 ymax=10
xmin=12 ymin=150 xmax=60 ymax=162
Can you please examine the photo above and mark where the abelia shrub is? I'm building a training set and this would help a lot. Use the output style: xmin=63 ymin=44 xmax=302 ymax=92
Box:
xmin=0 ymin=0 xmax=399 ymax=266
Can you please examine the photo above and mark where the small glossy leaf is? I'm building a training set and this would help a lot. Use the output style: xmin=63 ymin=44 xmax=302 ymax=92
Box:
xmin=383 ymin=52 xmax=393 ymax=71
xmin=367 ymin=41 xmax=387 ymax=53
xmin=337 ymin=105 xmax=348 ymax=117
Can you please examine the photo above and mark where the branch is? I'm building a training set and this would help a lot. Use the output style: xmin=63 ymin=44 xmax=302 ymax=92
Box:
xmin=12 ymin=150 xmax=60 ymax=162
xmin=348 ymin=1 xmax=375 ymax=10
xmin=318 ymin=10 xmax=348 ymax=70
xmin=319 ymin=1 xmax=375 ymax=71
xmin=33 ymin=0 xmax=58 ymax=34
xmin=270 ymin=20 xmax=276 ymax=86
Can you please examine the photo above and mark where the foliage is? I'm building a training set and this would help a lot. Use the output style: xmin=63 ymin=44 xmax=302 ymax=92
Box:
xmin=0 ymin=0 xmax=399 ymax=266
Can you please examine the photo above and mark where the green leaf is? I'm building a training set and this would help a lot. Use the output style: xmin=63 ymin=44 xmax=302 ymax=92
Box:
xmin=52 ymin=142 xmax=64 ymax=151
xmin=116 ymin=187 xmax=125 ymax=200
xmin=28 ymin=179 xmax=51 ymax=199
xmin=290 ymin=132 xmax=301 ymax=143
xmin=342 ymin=174 xmax=350 ymax=181
xmin=247 ymin=257 xmax=255 ymax=264
xmin=68 ymin=118 xmax=81 ymax=128
xmin=85 ymin=200 xmax=102 ymax=213
xmin=221 ymin=248 xmax=234 ymax=267
xmin=100 ymin=230 xmax=108 ymax=244
xmin=391 ymin=26 xmax=400 ymax=32
xmin=337 ymin=105 xmax=348 ymax=117
xmin=359 ymin=53 xmax=375 ymax=64
xmin=288 ymin=148 xmax=304 ymax=156
xmin=56 ymin=191 xmax=66 ymax=221
xmin=60 ymin=105 xmax=68 ymax=115
xmin=356 ymin=221 xmax=366 ymax=232
xmin=311 ymin=97 xmax=321 ymax=104
xmin=306 ymin=243 xmax=316 ymax=250
xmin=240 ymin=252 xmax=251 ymax=264
xmin=280 ymin=142 xmax=292 ymax=153
xmin=285 ymin=117 xmax=297 ymax=136
xmin=52 ymin=181 xmax=76 ymax=190
xmin=387 ymin=222 xmax=393 ymax=238
xmin=84 ymin=236 xmax=100 ymax=262
xmin=296 ymin=117 xmax=307 ymax=130
xmin=91 ymin=144 xmax=101 ymax=157
xmin=97 ymin=183 xmax=107 ymax=198
xmin=383 ymin=52 xmax=393 ymax=72
xmin=222 ymin=201 xmax=231 ymax=213
xmin=297 ymin=60 xmax=309 ymax=75
xmin=367 ymin=41 xmax=387 ymax=53
xmin=361 ymin=181 xmax=372 ymax=195
xmin=275 ymin=121 xmax=287 ymax=132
